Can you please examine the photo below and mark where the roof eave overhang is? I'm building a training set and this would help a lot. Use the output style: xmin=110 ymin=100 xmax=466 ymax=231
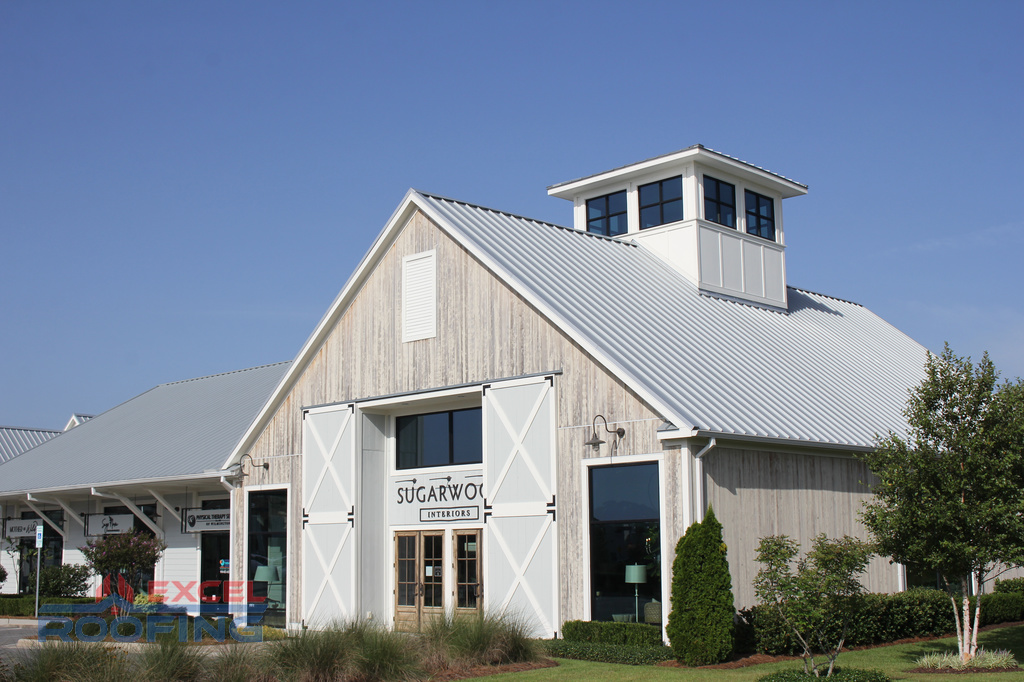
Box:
xmin=658 ymin=427 xmax=874 ymax=455
xmin=548 ymin=146 xmax=808 ymax=201
xmin=0 ymin=470 xmax=233 ymax=502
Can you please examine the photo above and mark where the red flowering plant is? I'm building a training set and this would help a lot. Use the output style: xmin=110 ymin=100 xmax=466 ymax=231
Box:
xmin=80 ymin=529 xmax=167 ymax=607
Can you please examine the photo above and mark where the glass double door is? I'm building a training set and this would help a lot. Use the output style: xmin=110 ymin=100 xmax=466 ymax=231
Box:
xmin=394 ymin=529 xmax=481 ymax=632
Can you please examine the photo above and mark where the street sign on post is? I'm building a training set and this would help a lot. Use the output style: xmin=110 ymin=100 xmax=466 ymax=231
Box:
xmin=34 ymin=523 xmax=43 ymax=619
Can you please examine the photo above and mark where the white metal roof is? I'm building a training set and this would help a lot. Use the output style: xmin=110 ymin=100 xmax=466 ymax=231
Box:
xmin=228 ymin=189 xmax=929 ymax=466
xmin=415 ymin=192 xmax=926 ymax=449
xmin=0 ymin=362 xmax=290 ymax=495
xmin=0 ymin=426 xmax=60 ymax=464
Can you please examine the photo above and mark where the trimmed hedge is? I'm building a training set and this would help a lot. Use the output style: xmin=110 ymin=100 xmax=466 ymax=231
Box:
xmin=758 ymin=668 xmax=891 ymax=682
xmin=561 ymin=620 xmax=663 ymax=647
xmin=994 ymin=577 xmax=1024 ymax=594
xmin=544 ymin=640 xmax=674 ymax=665
xmin=744 ymin=588 xmax=1024 ymax=655
xmin=0 ymin=596 xmax=95 ymax=617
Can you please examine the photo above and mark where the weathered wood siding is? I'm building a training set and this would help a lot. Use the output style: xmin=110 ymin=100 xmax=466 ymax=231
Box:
xmin=232 ymin=210 xmax=671 ymax=627
xmin=703 ymin=446 xmax=899 ymax=607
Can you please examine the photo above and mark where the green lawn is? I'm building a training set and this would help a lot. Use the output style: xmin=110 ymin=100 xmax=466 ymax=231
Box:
xmin=489 ymin=625 xmax=1024 ymax=682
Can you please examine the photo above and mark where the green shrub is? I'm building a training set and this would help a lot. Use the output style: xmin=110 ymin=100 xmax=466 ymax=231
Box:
xmin=349 ymin=621 xmax=425 ymax=682
xmin=977 ymin=592 xmax=1024 ymax=626
xmin=25 ymin=564 xmax=92 ymax=598
xmin=560 ymin=620 xmax=662 ymax=647
xmin=757 ymin=668 xmax=891 ymax=682
xmin=0 ymin=562 xmax=7 ymax=590
xmin=666 ymin=507 xmax=734 ymax=665
xmin=0 ymin=596 xmax=95 ymax=617
xmin=994 ymin=577 xmax=1024 ymax=594
xmin=544 ymin=639 xmax=674 ymax=665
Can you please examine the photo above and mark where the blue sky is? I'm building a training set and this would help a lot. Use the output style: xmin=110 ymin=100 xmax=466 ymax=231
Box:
xmin=2 ymin=2 xmax=1022 ymax=430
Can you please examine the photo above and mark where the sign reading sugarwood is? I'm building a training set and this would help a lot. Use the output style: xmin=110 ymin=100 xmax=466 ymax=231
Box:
xmin=390 ymin=468 xmax=484 ymax=525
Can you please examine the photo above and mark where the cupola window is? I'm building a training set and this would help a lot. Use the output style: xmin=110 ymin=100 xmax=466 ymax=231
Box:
xmin=586 ymin=190 xmax=628 ymax=237
xmin=744 ymin=190 xmax=776 ymax=241
xmin=703 ymin=175 xmax=736 ymax=228
xmin=638 ymin=176 xmax=683 ymax=229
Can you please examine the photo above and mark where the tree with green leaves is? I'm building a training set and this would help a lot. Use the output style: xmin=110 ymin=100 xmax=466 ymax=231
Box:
xmin=859 ymin=344 xmax=1024 ymax=663
xmin=80 ymin=529 xmax=166 ymax=599
xmin=754 ymin=534 xmax=873 ymax=677
xmin=666 ymin=507 xmax=734 ymax=665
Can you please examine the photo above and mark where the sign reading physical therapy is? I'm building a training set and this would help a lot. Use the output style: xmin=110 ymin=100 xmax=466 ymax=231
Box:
xmin=390 ymin=468 xmax=484 ymax=525
xmin=181 ymin=509 xmax=231 ymax=533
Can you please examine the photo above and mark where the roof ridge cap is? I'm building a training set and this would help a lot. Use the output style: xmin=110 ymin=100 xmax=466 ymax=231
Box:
xmin=415 ymin=191 xmax=638 ymax=247
xmin=161 ymin=361 xmax=292 ymax=387
xmin=0 ymin=425 xmax=62 ymax=433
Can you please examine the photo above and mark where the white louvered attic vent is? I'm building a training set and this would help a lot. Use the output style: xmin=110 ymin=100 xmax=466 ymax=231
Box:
xmin=402 ymin=250 xmax=436 ymax=342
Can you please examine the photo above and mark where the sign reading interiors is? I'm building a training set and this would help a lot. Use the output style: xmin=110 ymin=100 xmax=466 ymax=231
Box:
xmin=390 ymin=468 xmax=484 ymax=525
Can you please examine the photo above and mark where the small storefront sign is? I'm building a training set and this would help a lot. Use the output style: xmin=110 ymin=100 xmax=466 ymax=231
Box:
xmin=181 ymin=509 xmax=231 ymax=533
xmin=420 ymin=506 xmax=479 ymax=522
xmin=85 ymin=513 xmax=135 ymax=536
xmin=4 ymin=520 xmax=40 ymax=538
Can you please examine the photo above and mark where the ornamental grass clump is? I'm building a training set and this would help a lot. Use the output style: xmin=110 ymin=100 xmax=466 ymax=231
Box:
xmin=917 ymin=648 xmax=1018 ymax=670
xmin=423 ymin=611 xmax=538 ymax=670
xmin=8 ymin=641 xmax=134 ymax=682
xmin=136 ymin=638 xmax=206 ymax=682
xmin=264 ymin=623 xmax=355 ymax=681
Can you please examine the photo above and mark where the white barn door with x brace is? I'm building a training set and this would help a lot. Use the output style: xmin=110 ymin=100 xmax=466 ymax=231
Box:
xmin=302 ymin=403 xmax=358 ymax=627
xmin=482 ymin=376 xmax=558 ymax=638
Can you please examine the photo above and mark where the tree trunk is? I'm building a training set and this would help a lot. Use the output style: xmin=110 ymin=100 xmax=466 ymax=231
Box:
xmin=960 ymin=576 xmax=973 ymax=664
xmin=950 ymin=592 xmax=965 ymax=661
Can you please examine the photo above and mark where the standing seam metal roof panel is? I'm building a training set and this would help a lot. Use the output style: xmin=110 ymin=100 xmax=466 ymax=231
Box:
xmin=0 ymin=362 xmax=291 ymax=494
xmin=416 ymin=192 xmax=927 ymax=448
xmin=0 ymin=427 xmax=61 ymax=464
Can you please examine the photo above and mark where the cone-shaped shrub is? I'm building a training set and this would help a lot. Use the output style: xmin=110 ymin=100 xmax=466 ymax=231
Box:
xmin=666 ymin=506 xmax=734 ymax=665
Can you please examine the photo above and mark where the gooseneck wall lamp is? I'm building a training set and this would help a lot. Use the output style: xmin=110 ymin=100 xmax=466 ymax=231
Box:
xmin=584 ymin=414 xmax=625 ymax=452
xmin=239 ymin=453 xmax=269 ymax=479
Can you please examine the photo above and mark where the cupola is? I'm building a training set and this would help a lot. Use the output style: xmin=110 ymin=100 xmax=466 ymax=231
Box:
xmin=548 ymin=145 xmax=807 ymax=310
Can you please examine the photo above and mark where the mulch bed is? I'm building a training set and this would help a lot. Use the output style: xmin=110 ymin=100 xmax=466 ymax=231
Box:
xmin=430 ymin=659 xmax=558 ymax=681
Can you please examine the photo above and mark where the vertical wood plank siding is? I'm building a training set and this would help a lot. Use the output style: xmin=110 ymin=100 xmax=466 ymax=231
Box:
xmin=704 ymin=446 xmax=898 ymax=607
xmin=232 ymin=211 xmax=669 ymax=626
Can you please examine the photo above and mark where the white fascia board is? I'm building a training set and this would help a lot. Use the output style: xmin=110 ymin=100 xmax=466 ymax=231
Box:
xmin=549 ymin=147 xmax=807 ymax=200
xmin=657 ymin=427 xmax=874 ymax=454
xmin=411 ymin=198 xmax=696 ymax=437
xmin=0 ymin=470 xmax=231 ymax=502
xmin=223 ymin=190 xmax=425 ymax=471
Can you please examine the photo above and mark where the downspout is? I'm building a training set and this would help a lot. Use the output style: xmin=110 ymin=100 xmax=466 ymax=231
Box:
xmin=693 ymin=438 xmax=717 ymax=524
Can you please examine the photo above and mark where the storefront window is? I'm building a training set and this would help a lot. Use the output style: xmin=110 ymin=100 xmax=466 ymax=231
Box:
xmin=248 ymin=490 xmax=287 ymax=627
xmin=589 ymin=462 xmax=661 ymax=623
